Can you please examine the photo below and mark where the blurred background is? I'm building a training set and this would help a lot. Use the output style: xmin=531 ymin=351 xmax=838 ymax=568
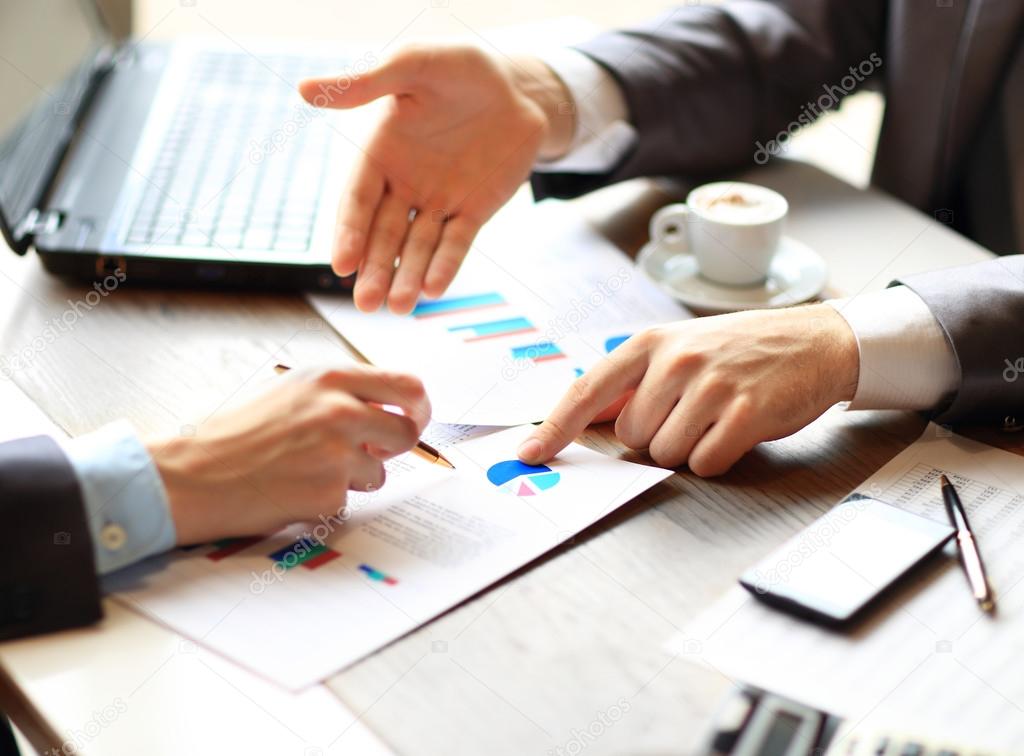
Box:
xmin=96 ymin=0 xmax=883 ymax=189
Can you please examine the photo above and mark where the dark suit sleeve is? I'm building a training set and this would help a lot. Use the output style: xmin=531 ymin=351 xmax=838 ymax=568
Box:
xmin=532 ymin=0 xmax=886 ymax=199
xmin=0 ymin=436 xmax=101 ymax=640
xmin=895 ymin=255 xmax=1024 ymax=424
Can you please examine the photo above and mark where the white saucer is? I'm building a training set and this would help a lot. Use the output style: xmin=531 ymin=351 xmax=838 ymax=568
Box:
xmin=637 ymin=236 xmax=828 ymax=312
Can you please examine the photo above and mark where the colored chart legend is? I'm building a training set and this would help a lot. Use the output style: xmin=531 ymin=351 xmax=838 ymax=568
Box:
xmin=206 ymin=536 xmax=266 ymax=561
xmin=358 ymin=564 xmax=398 ymax=585
xmin=268 ymin=538 xmax=341 ymax=571
xmin=486 ymin=460 xmax=562 ymax=497
xmin=510 ymin=341 xmax=565 ymax=364
xmin=604 ymin=334 xmax=631 ymax=353
xmin=412 ymin=292 xmax=505 ymax=319
xmin=448 ymin=316 xmax=536 ymax=342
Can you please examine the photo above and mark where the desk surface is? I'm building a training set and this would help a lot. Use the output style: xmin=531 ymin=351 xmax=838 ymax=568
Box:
xmin=0 ymin=5 xmax=1011 ymax=754
xmin=0 ymin=154 xmax=1004 ymax=755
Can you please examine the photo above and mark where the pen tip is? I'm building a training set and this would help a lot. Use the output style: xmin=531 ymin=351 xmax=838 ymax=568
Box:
xmin=939 ymin=474 xmax=951 ymax=486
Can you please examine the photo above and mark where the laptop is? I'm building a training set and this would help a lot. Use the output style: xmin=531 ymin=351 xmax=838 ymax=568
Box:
xmin=0 ymin=0 xmax=359 ymax=290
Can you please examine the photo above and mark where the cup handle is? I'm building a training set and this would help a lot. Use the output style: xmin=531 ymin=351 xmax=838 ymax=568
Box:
xmin=649 ymin=204 xmax=691 ymax=253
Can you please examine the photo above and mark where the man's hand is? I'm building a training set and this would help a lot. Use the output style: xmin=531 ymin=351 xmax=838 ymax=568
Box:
xmin=299 ymin=45 xmax=574 ymax=314
xmin=517 ymin=305 xmax=860 ymax=477
xmin=148 ymin=366 xmax=430 ymax=545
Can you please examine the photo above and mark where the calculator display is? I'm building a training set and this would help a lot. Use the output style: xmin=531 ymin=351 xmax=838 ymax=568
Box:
xmin=756 ymin=711 xmax=802 ymax=755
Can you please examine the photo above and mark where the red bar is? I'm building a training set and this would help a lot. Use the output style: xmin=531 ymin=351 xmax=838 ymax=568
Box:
xmin=206 ymin=536 xmax=265 ymax=561
xmin=302 ymin=549 xmax=341 ymax=570
xmin=533 ymin=353 xmax=566 ymax=363
xmin=383 ymin=576 xmax=399 ymax=586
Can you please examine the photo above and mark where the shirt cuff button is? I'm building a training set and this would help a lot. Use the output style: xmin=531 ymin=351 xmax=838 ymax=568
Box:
xmin=100 ymin=523 xmax=128 ymax=551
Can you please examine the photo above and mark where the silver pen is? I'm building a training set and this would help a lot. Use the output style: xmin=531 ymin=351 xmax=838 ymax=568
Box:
xmin=940 ymin=474 xmax=995 ymax=614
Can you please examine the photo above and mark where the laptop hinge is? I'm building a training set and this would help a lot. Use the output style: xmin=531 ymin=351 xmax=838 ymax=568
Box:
xmin=15 ymin=209 xmax=64 ymax=241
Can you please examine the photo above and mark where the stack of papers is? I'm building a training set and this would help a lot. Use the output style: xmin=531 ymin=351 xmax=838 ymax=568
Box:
xmin=0 ymin=377 xmax=64 ymax=443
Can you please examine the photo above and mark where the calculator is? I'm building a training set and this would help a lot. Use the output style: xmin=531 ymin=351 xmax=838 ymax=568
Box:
xmin=704 ymin=686 xmax=1010 ymax=756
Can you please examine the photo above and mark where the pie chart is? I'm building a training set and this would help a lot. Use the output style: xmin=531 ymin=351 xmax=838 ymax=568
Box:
xmin=486 ymin=460 xmax=562 ymax=497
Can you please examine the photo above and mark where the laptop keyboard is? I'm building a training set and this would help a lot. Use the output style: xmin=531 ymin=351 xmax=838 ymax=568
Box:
xmin=125 ymin=50 xmax=342 ymax=253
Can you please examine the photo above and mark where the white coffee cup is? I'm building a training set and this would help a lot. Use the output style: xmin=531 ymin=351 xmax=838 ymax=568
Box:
xmin=649 ymin=181 xmax=788 ymax=286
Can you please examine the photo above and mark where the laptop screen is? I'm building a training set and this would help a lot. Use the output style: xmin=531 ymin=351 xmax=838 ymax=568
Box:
xmin=0 ymin=0 xmax=108 ymax=252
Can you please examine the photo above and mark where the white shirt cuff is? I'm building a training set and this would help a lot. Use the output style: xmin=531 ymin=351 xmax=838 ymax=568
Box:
xmin=62 ymin=420 xmax=176 ymax=574
xmin=827 ymin=286 xmax=959 ymax=411
xmin=533 ymin=48 xmax=637 ymax=174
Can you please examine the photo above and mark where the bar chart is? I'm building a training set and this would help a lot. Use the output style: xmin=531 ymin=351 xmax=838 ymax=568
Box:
xmin=448 ymin=316 xmax=537 ymax=342
xmin=510 ymin=341 xmax=565 ymax=364
xmin=205 ymin=535 xmax=341 ymax=571
xmin=411 ymin=291 xmax=506 ymax=319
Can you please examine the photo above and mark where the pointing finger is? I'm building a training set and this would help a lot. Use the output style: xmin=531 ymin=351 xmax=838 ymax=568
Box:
xmin=518 ymin=341 xmax=650 ymax=464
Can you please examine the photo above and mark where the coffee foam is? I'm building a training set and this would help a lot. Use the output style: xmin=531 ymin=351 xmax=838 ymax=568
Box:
xmin=690 ymin=183 xmax=786 ymax=225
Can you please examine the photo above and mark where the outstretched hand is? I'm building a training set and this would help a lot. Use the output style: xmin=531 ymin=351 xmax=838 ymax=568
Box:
xmin=300 ymin=45 xmax=573 ymax=314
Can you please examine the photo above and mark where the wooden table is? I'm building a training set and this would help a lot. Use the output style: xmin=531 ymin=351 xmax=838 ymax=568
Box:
xmin=0 ymin=151 xmax=1006 ymax=755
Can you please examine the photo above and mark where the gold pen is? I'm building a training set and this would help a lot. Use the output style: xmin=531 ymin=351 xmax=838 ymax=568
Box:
xmin=411 ymin=439 xmax=455 ymax=470
xmin=940 ymin=474 xmax=995 ymax=614
xmin=273 ymin=363 xmax=455 ymax=469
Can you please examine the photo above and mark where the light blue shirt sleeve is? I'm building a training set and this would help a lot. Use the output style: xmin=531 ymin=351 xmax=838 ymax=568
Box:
xmin=61 ymin=420 xmax=177 ymax=575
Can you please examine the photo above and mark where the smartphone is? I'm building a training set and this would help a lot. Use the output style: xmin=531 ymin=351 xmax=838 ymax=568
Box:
xmin=739 ymin=495 xmax=954 ymax=626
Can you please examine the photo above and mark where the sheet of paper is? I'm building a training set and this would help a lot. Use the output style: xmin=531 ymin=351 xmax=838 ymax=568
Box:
xmin=671 ymin=424 xmax=1024 ymax=750
xmin=0 ymin=377 xmax=64 ymax=442
xmin=308 ymin=203 xmax=691 ymax=425
xmin=107 ymin=425 xmax=670 ymax=690
xmin=420 ymin=420 xmax=501 ymax=448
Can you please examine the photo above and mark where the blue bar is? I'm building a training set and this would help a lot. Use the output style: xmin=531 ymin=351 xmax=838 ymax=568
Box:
xmin=449 ymin=316 xmax=534 ymax=338
xmin=510 ymin=342 xmax=563 ymax=361
xmin=269 ymin=537 xmax=318 ymax=564
xmin=411 ymin=292 xmax=505 ymax=318
xmin=358 ymin=563 xmax=397 ymax=584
